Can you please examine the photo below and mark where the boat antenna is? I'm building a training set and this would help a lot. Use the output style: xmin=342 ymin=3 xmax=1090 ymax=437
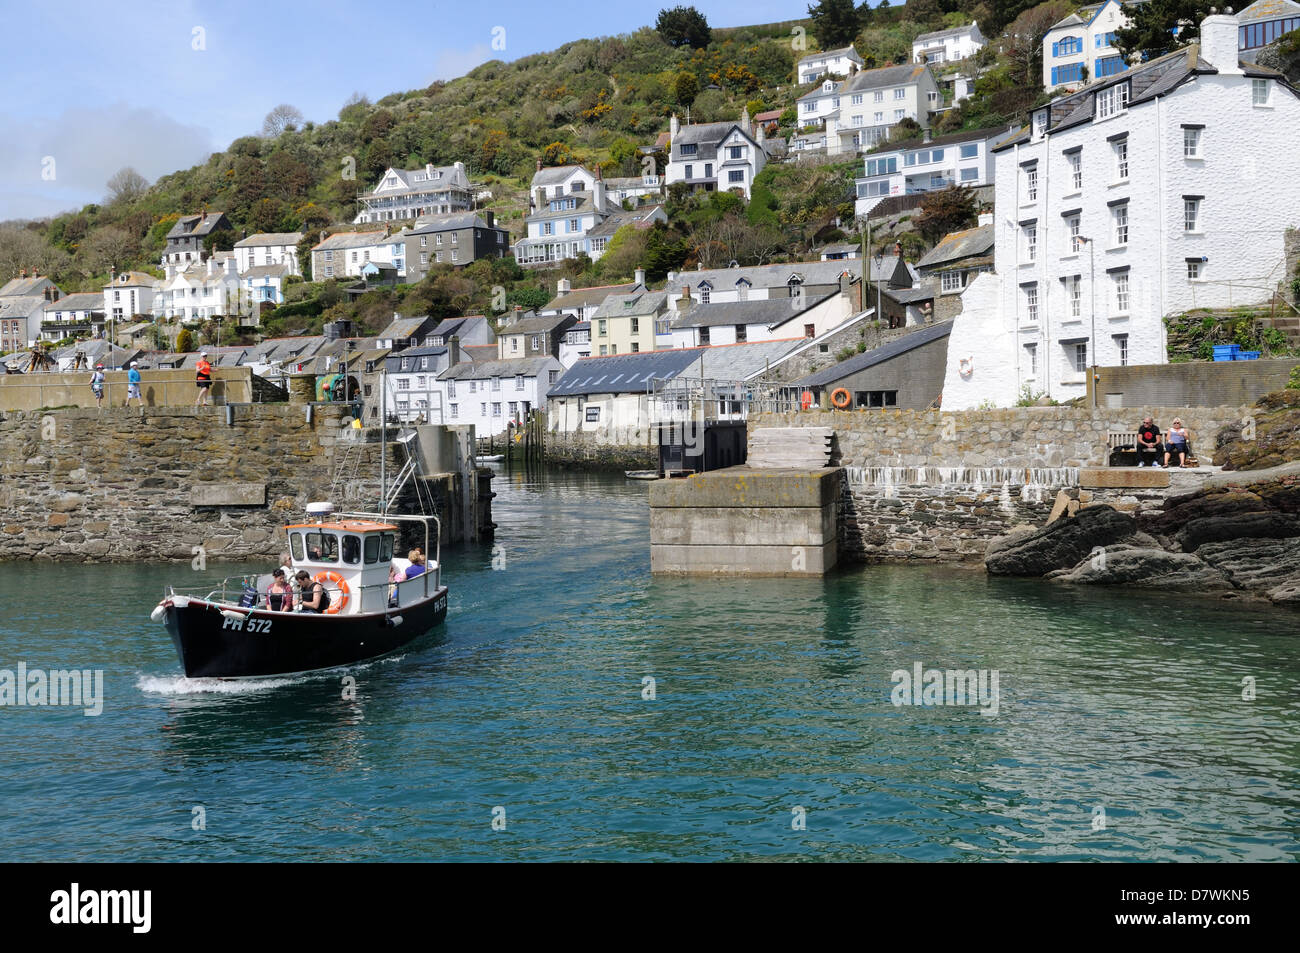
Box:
xmin=380 ymin=366 xmax=387 ymax=516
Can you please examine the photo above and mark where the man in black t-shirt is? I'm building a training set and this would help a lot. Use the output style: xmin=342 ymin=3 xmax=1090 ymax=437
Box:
xmin=1136 ymin=416 xmax=1162 ymax=467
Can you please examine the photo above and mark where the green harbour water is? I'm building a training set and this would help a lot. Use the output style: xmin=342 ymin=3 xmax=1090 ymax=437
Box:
xmin=0 ymin=467 xmax=1296 ymax=861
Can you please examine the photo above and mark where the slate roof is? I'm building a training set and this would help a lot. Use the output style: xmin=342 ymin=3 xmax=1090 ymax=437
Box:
xmin=371 ymin=164 xmax=470 ymax=194
xmin=671 ymin=121 xmax=758 ymax=160
xmin=670 ymin=294 xmax=833 ymax=330
xmin=439 ymin=356 xmax=557 ymax=380
xmin=165 ymin=212 xmax=228 ymax=240
xmin=377 ymin=315 xmax=434 ymax=340
xmin=996 ymin=44 xmax=1291 ymax=150
xmin=798 ymin=45 xmax=863 ymax=65
xmin=586 ymin=205 xmax=665 ymax=239
xmin=313 ymin=230 xmax=394 ymax=251
xmin=241 ymin=263 xmax=293 ymax=280
xmin=531 ymin=165 xmax=591 ymax=187
xmin=592 ymin=291 xmax=670 ymax=320
xmin=0 ymin=276 xmax=55 ymax=297
xmin=916 ymin=225 xmax=995 ymax=270
xmin=106 ymin=271 xmax=159 ymax=288
xmin=670 ymin=259 xmax=859 ymax=291
xmin=43 ymin=292 xmax=103 ymax=313
xmin=1238 ymin=0 xmax=1300 ymax=22
xmin=872 ymin=125 xmax=1016 ymax=155
xmin=915 ymin=23 xmax=980 ymax=43
xmin=462 ymin=344 xmax=499 ymax=363
xmin=234 ymin=232 xmax=303 ymax=247
xmin=389 ymin=345 xmax=448 ymax=360
xmin=795 ymin=321 xmax=953 ymax=387
xmin=0 ymin=295 xmax=47 ymax=320
xmin=678 ymin=339 xmax=806 ymax=379
xmin=407 ymin=212 xmax=497 ymax=233
xmin=544 ymin=281 xmax=643 ymax=313
xmin=547 ymin=347 xmax=704 ymax=397
xmin=500 ymin=313 xmax=576 ymax=335
xmin=842 ymin=63 xmax=931 ymax=94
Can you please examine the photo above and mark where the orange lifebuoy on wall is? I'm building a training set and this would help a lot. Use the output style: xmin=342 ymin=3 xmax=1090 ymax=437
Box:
xmin=313 ymin=570 xmax=350 ymax=614
xmin=830 ymin=388 xmax=852 ymax=409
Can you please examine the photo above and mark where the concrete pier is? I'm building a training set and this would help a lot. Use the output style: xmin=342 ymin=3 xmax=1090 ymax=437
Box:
xmin=649 ymin=467 xmax=843 ymax=576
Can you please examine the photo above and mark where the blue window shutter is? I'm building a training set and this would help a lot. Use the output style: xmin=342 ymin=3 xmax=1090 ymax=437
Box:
xmin=1051 ymin=41 xmax=1059 ymax=57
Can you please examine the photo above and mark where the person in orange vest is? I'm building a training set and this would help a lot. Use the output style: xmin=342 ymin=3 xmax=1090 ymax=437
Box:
xmin=194 ymin=351 xmax=213 ymax=406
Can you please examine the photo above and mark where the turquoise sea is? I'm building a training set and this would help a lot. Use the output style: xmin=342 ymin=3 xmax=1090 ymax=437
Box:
xmin=0 ymin=468 xmax=1296 ymax=861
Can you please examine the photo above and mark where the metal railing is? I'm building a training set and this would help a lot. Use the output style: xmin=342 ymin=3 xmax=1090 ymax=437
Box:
xmin=648 ymin=375 xmax=804 ymax=423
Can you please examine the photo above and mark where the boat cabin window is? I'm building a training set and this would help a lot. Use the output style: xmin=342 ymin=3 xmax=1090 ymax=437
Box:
xmin=364 ymin=535 xmax=380 ymax=564
xmin=381 ymin=533 xmax=395 ymax=561
xmin=290 ymin=533 xmax=305 ymax=562
xmin=342 ymin=535 xmax=361 ymax=565
xmin=304 ymin=531 xmax=339 ymax=563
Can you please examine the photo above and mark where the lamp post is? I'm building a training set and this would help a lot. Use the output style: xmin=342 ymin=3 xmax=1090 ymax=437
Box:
xmin=1078 ymin=236 xmax=1097 ymax=407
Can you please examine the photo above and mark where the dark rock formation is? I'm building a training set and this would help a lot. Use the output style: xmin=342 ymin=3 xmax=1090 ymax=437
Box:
xmin=1215 ymin=388 xmax=1300 ymax=471
xmin=1045 ymin=545 xmax=1233 ymax=590
xmin=985 ymin=506 xmax=1136 ymax=576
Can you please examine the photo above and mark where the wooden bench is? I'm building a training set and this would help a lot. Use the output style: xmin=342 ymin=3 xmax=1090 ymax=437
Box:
xmin=1106 ymin=430 xmax=1198 ymax=467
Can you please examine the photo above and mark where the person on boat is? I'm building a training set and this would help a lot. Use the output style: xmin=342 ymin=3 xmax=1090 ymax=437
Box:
xmin=404 ymin=550 xmax=426 ymax=579
xmin=296 ymin=571 xmax=331 ymax=613
xmin=266 ymin=569 xmax=294 ymax=612
xmin=195 ymin=351 xmax=213 ymax=407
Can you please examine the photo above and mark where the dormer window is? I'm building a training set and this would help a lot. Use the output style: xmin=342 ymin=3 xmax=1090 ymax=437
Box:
xmin=698 ymin=281 xmax=712 ymax=304
xmin=1032 ymin=110 xmax=1048 ymax=139
xmin=680 ymin=143 xmax=697 ymax=156
xmin=1095 ymin=81 xmax=1130 ymax=120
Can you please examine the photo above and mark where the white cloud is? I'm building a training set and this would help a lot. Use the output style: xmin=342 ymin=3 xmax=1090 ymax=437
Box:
xmin=0 ymin=102 xmax=214 ymax=221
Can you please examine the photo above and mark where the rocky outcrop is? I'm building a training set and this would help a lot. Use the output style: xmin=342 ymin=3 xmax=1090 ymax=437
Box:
xmin=1045 ymin=545 xmax=1233 ymax=590
xmin=1214 ymin=389 xmax=1300 ymax=471
xmin=988 ymin=462 xmax=1300 ymax=607
xmin=985 ymin=506 xmax=1137 ymax=575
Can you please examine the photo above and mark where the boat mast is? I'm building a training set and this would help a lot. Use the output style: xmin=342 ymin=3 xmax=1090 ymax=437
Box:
xmin=380 ymin=368 xmax=387 ymax=516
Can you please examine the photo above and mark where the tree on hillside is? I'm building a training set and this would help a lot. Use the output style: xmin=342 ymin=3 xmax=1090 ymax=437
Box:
xmin=981 ymin=0 xmax=1042 ymax=37
xmin=808 ymin=0 xmax=862 ymax=50
xmin=542 ymin=141 xmax=575 ymax=167
xmin=79 ymin=226 xmax=136 ymax=277
xmin=1113 ymin=0 xmax=1215 ymax=63
xmin=1003 ymin=1 xmax=1072 ymax=88
xmin=674 ymin=71 xmax=699 ymax=106
xmin=105 ymin=167 xmax=149 ymax=205
xmin=176 ymin=328 xmax=195 ymax=353
xmin=914 ymin=185 xmax=978 ymax=244
xmin=262 ymin=104 xmax=304 ymax=139
xmin=656 ymin=6 xmax=712 ymax=49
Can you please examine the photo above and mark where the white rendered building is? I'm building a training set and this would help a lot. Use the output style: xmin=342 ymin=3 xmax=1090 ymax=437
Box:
xmin=943 ymin=15 xmax=1300 ymax=409
xmin=854 ymin=125 xmax=1014 ymax=218
xmin=912 ymin=21 xmax=986 ymax=66
xmin=233 ymin=232 xmax=303 ymax=275
xmin=797 ymin=45 xmax=865 ymax=84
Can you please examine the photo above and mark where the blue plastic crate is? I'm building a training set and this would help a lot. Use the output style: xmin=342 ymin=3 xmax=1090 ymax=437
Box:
xmin=1237 ymin=350 xmax=1261 ymax=360
xmin=1212 ymin=344 xmax=1240 ymax=361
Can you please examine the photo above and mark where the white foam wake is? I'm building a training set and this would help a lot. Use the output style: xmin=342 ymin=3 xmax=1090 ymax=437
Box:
xmin=136 ymin=654 xmax=407 ymax=696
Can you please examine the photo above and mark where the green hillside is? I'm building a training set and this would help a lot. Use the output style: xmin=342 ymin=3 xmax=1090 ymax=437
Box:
xmin=1 ymin=1 xmax=1054 ymax=345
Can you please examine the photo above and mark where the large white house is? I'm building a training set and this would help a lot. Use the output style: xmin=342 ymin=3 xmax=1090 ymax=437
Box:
xmin=912 ymin=21 xmax=986 ymax=65
xmin=157 ymin=255 xmax=246 ymax=324
xmin=514 ymin=163 xmax=615 ymax=266
xmin=355 ymin=163 xmax=472 ymax=224
xmin=102 ymin=271 xmax=161 ymax=326
xmin=797 ymin=45 xmax=865 ymax=84
xmin=854 ymin=125 xmax=1015 ymax=217
xmin=943 ymin=15 xmax=1300 ymax=409
xmin=663 ymin=113 xmax=768 ymax=199
xmin=439 ymin=356 xmax=562 ymax=435
xmin=798 ymin=63 xmax=941 ymax=155
xmin=233 ymin=232 xmax=303 ymax=275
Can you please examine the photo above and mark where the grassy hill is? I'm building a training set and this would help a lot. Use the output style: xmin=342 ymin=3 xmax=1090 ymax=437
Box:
xmin=1 ymin=1 xmax=1048 ymax=344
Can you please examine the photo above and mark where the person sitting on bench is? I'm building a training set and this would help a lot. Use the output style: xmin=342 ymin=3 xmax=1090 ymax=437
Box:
xmin=1164 ymin=418 xmax=1192 ymax=468
xmin=1136 ymin=417 xmax=1162 ymax=468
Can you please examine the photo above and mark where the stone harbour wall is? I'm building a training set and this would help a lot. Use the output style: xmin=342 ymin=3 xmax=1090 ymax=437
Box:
xmin=840 ymin=475 xmax=1172 ymax=564
xmin=543 ymin=427 xmax=657 ymax=471
xmin=751 ymin=405 xmax=1253 ymax=469
xmin=0 ymin=405 xmax=446 ymax=562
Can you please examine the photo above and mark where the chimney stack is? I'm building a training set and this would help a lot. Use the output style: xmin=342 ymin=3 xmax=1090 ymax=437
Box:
xmin=670 ymin=114 xmax=680 ymax=142
xmin=593 ymin=167 xmax=606 ymax=213
xmin=557 ymin=277 xmax=571 ymax=296
xmin=536 ymin=158 xmax=543 ymax=172
xmin=635 ymin=267 xmax=646 ymax=287
xmin=449 ymin=333 xmax=461 ymax=366
xmin=1200 ymin=11 xmax=1243 ymax=75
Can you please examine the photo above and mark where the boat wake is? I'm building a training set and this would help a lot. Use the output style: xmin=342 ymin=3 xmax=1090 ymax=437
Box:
xmin=136 ymin=654 xmax=407 ymax=696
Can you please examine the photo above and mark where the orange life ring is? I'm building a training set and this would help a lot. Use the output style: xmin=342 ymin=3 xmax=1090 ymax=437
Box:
xmin=830 ymin=387 xmax=851 ymax=409
xmin=312 ymin=570 xmax=350 ymax=614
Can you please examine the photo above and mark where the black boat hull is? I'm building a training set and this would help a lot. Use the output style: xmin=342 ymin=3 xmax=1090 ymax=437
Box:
xmin=163 ymin=588 xmax=448 ymax=678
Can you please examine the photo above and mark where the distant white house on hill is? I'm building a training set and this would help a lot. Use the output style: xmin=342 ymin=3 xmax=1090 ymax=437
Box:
xmin=797 ymin=45 xmax=865 ymax=83
xmin=355 ymin=163 xmax=472 ymax=224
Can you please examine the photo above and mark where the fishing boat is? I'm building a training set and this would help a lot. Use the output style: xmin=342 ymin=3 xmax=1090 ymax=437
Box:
xmin=150 ymin=503 xmax=448 ymax=678
xmin=624 ymin=470 xmax=660 ymax=481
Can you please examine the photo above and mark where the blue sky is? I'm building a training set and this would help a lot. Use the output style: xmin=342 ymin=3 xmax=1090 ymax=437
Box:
xmin=0 ymin=0 xmax=816 ymax=222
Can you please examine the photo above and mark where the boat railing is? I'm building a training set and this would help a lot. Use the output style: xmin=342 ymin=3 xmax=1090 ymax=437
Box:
xmin=164 ymin=568 xmax=439 ymax=614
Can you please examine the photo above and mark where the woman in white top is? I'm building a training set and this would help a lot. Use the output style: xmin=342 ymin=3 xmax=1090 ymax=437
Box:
xmin=1164 ymin=419 xmax=1192 ymax=468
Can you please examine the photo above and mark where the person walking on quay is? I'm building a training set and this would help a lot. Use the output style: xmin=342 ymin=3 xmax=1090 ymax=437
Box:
xmin=195 ymin=351 xmax=213 ymax=407
xmin=125 ymin=361 xmax=143 ymax=408
xmin=90 ymin=363 xmax=105 ymax=408
xmin=1136 ymin=416 xmax=1162 ymax=468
